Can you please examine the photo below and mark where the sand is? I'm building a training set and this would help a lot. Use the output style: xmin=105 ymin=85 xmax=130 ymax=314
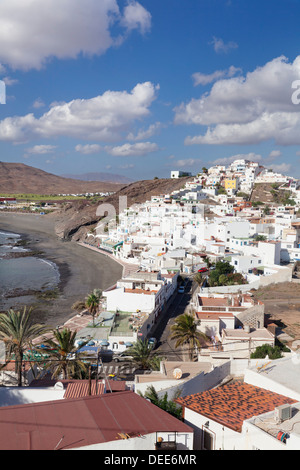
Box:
xmin=0 ymin=212 xmax=123 ymax=327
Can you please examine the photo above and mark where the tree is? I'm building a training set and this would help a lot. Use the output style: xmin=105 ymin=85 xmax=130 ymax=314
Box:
xmin=125 ymin=339 xmax=162 ymax=370
xmin=207 ymin=261 xmax=236 ymax=287
xmin=194 ymin=272 xmax=203 ymax=285
xmin=0 ymin=307 xmax=49 ymax=386
xmin=218 ymin=274 xmax=228 ymax=286
xmin=85 ymin=289 xmax=102 ymax=326
xmin=139 ymin=385 xmax=182 ymax=419
xmin=38 ymin=328 xmax=88 ymax=380
xmin=170 ymin=313 xmax=207 ymax=361
xmin=250 ymin=344 xmax=282 ymax=360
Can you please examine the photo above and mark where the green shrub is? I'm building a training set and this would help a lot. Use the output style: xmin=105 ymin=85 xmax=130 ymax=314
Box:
xmin=250 ymin=344 xmax=282 ymax=360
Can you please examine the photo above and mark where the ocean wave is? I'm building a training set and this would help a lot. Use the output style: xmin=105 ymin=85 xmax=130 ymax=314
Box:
xmin=0 ymin=230 xmax=21 ymax=238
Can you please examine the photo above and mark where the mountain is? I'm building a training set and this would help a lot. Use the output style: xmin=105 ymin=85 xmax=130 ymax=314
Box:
xmin=0 ymin=162 xmax=125 ymax=195
xmin=61 ymin=172 xmax=134 ymax=184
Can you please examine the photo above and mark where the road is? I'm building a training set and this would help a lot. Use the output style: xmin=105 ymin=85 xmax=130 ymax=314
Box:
xmin=150 ymin=277 xmax=195 ymax=361
xmin=96 ymin=277 xmax=196 ymax=379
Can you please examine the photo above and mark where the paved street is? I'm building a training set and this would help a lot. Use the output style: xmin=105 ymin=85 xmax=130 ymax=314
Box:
xmin=151 ymin=277 xmax=195 ymax=361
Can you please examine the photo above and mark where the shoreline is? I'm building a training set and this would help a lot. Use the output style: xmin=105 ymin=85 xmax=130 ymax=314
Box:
xmin=0 ymin=212 xmax=123 ymax=328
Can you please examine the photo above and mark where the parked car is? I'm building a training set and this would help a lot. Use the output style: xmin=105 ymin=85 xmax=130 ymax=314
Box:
xmin=178 ymin=286 xmax=185 ymax=293
xmin=148 ymin=337 xmax=157 ymax=349
xmin=113 ymin=352 xmax=134 ymax=362
xmin=198 ymin=267 xmax=208 ymax=273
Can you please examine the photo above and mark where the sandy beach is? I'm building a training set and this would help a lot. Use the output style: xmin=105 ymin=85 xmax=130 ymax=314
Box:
xmin=0 ymin=212 xmax=122 ymax=327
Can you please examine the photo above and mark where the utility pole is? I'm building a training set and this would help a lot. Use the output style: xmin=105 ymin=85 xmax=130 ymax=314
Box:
xmin=88 ymin=364 xmax=92 ymax=396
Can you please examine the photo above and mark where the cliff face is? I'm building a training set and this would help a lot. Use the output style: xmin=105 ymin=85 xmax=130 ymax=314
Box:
xmin=54 ymin=177 xmax=195 ymax=240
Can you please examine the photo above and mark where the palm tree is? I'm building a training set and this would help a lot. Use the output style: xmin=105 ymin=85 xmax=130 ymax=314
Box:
xmin=0 ymin=307 xmax=49 ymax=386
xmin=85 ymin=290 xmax=102 ymax=326
xmin=38 ymin=328 xmax=88 ymax=380
xmin=170 ymin=313 xmax=207 ymax=361
xmin=194 ymin=272 xmax=203 ymax=285
xmin=124 ymin=339 xmax=162 ymax=371
xmin=138 ymin=385 xmax=182 ymax=419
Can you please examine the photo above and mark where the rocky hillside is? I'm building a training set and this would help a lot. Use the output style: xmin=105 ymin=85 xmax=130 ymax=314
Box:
xmin=0 ymin=162 xmax=125 ymax=195
xmin=54 ymin=176 xmax=200 ymax=240
xmin=250 ymin=182 xmax=293 ymax=206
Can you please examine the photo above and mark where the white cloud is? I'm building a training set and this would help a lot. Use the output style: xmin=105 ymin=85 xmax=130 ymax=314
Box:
xmin=266 ymin=163 xmax=291 ymax=174
xmin=175 ymin=55 xmax=300 ymax=146
xmin=106 ymin=141 xmax=158 ymax=157
xmin=32 ymin=98 xmax=45 ymax=109
xmin=0 ymin=0 xmax=151 ymax=70
xmin=25 ymin=144 xmax=57 ymax=155
xmin=268 ymin=150 xmax=282 ymax=160
xmin=210 ymin=37 xmax=238 ymax=54
xmin=192 ymin=66 xmax=241 ymax=86
xmin=174 ymin=158 xmax=202 ymax=168
xmin=2 ymin=76 xmax=18 ymax=86
xmin=121 ymin=1 xmax=151 ymax=35
xmin=211 ymin=153 xmax=262 ymax=166
xmin=0 ymin=82 xmax=158 ymax=143
xmin=119 ymin=163 xmax=135 ymax=169
xmin=127 ymin=121 xmax=163 ymax=141
xmin=75 ymin=144 xmax=102 ymax=154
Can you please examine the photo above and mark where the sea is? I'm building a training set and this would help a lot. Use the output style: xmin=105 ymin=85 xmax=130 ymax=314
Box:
xmin=0 ymin=229 xmax=60 ymax=310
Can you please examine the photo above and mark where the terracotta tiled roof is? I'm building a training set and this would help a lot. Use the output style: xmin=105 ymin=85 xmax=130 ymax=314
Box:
xmin=199 ymin=297 xmax=228 ymax=307
xmin=176 ymin=381 xmax=297 ymax=432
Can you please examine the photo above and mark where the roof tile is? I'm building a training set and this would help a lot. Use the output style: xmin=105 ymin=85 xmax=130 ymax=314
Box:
xmin=176 ymin=381 xmax=297 ymax=432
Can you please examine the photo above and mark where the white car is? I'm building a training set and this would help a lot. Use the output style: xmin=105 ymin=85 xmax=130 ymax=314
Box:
xmin=148 ymin=337 xmax=157 ymax=349
xmin=113 ymin=352 xmax=134 ymax=362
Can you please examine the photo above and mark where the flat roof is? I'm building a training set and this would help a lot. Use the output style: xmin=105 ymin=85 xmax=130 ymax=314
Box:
xmin=196 ymin=311 xmax=235 ymax=320
xmin=248 ymin=354 xmax=300 ymax=397
xmin=249 ymin=402 xmax=300 ymax=439
xmin=135 ymin=361 xmax=212 ymax=383
xmin=223 ymin=328 xmax=274 ymax=340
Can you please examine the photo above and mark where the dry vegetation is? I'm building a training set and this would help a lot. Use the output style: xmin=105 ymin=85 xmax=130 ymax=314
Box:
xmin=252 ymin=281 xmax=300 ymax=348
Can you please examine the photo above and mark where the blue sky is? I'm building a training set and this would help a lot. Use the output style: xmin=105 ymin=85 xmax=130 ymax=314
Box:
xmin=0 ymin=0 xmax=300 ymax=181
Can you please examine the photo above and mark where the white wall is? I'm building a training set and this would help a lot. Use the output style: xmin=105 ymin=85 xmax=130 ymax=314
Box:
xmin=183 ymin=407 xmax=244 ymax=450
xmin=242 ymin=417 xmax=300 ymax=450
xmin=105 ymin=287 xmax=156 ymax=313
xmin=77 ymin=431 xmax=194 ymax=450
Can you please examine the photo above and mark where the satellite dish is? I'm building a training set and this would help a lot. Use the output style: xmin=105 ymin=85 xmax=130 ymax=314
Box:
xmin=54 ymin=381 xmax=64 ymax=390
xmin=173 ymin=368 xmax=182 ymax=379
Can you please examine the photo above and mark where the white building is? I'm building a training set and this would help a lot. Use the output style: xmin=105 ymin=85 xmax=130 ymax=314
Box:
xmin=176 ymin=380 xmax=297 ymax=450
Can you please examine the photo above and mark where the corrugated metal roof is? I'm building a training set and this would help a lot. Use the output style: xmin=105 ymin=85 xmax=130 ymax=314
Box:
xmin=64 ymin=381 xmax=105 ymax=399
xmin=0 ymin=391 xmax=193 ymax=450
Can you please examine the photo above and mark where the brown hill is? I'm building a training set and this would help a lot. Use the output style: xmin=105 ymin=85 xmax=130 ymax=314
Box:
xmin=54 ymin=176 xmax=198 ymax=240
xmin=250 ymin=182 xmax=293 ymax=206
xmin=0 ymin=162 xmax=125 ymax=195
